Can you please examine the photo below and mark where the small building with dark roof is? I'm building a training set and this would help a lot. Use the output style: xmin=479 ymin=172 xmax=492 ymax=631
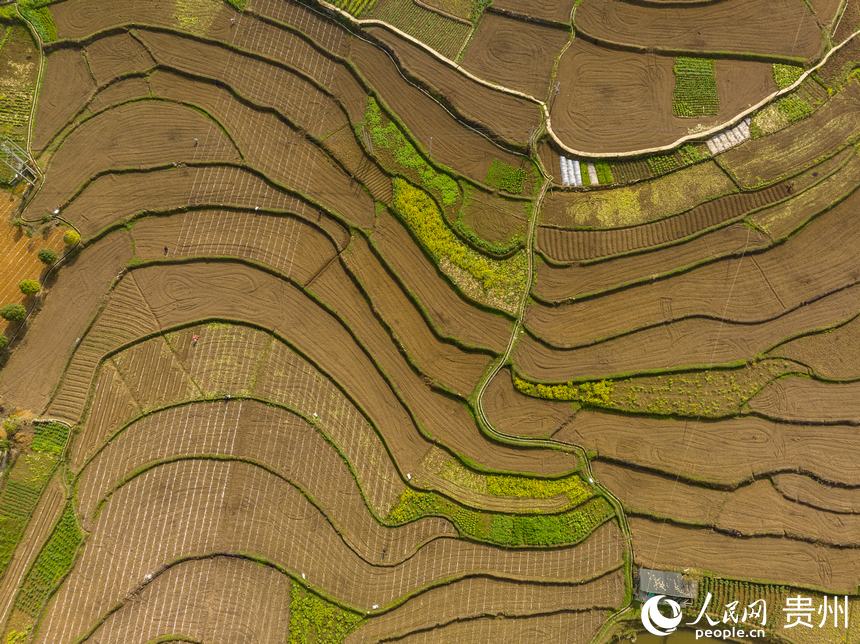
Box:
xmin=635 ymin=568 xmax=698 ymax=606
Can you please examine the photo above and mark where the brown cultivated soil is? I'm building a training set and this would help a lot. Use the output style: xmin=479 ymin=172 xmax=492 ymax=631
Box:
xmin=551 ymin=39 xmax=776 ymax=153
xmin=461 ymin=12 xmax=569 ymax=99
xmin=2 ymin=0 xmax=858 ymax=640
xmin=492 ymin=0 xmax=575 ymax=23
xmin=575 ymin=0 xmax=824 ymax=62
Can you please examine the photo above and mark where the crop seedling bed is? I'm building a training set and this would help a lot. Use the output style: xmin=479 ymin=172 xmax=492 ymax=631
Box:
xmin=673 ymin=57 xmax=719 ymax=118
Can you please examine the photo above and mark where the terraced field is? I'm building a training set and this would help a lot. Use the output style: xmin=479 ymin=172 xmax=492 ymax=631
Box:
xmin=0 ymin=0 xmax=857 ymax=642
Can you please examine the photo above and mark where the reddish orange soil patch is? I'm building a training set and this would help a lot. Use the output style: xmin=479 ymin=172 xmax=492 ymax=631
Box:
xmin=0 ymin=196 xmax=66 ymax=336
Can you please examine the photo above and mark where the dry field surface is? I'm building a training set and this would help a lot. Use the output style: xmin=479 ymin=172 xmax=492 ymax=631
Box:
xmin=0 ymin=0 xmax=857 ymax=641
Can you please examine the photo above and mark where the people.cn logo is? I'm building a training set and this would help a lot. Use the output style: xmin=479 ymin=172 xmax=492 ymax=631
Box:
xmin=641 ymin=595 xmax=684 ymax=637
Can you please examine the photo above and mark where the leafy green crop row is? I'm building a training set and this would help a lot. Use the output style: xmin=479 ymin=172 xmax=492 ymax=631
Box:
xmin=0 ymin=422 xmax=70 ymax=578
xmin=17 ymin=0 xmax=56 ymax=43
xmin=673 ymin=57 xmax=718 ymax=118
xmin=361 ymin=97 xmax=460 ymax=207
xmin=13 ymin=502 xmax=82 ymax=622
xmin=331 ymin=0 xmax=377 ymax=16
xmin=772 ymin=63 xmax=803 ymax=89
xmin=388 ymin=488 xmax=612 ymax=547
xmin=289 ymin=583 xmax=364 ymax=643
xmin=485 ymin=159 xmax=528 ymax=195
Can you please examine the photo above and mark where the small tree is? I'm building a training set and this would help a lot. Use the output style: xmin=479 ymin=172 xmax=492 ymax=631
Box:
xmin=0 ymin=304 xmax=27 ymax=322
xmin=0 ymin=334 xmax=8 ymax=351
xmin=63 ymin=229 xmax=81 ymax=246
xmin=19 ymin=279 xmax=41 ymax=296
xmin=38 ymin=248 xmax=58 ymax=265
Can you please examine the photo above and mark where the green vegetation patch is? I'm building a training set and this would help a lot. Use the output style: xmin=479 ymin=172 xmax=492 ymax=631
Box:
xmin=0 ymin=422 xmax=70 ymax=578
xmin=392 ymin=178 xmax=527 ymax=311
xmin=388 ymin=487 xmax=612 ymax=547
xmin=12 ymin=502 xmax=82 ymax=621
xmin=0 ymin=22 xmax=39 ymax=161
xmin=429 ymin=449 xmax=594 ymax=507
xmin=513 ymin=374 xmax=613 ymax=406
xmin=361 ymin=97 xmax=460 ymax=208
xmin=331 ymin=0 xmax=377 ymax=16
xmin=673 ymin=57 xmax=718 ymax=118
xmin=514 ymin=359 xmax=797 ymax=418
xmin=772 ymin=63 xmax=804 ymax=89
xmin=485 ymin=159 xmax=527 ymax=195
xmin=17 ymin=0 xmax=56 ymax=43
xmin=289 ymin=583 xmax=364 ymax=643
xmin=594 ymin=160 xmax=614 ymax=185
xmin=646 ymin=143 xmax=708 ymax=175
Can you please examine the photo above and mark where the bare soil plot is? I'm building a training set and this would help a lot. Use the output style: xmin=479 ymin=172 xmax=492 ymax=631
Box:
xmin=461 ymin=12 xmax=569 ymax=99
xmin=536 ymin=223 xmax=762 ymax=299
xmin=141 ymin=65 xmax=376 ymax=229
xmin=51 ymin=0 xmax=235 ymax=41
xmin=365 ymin=25 xmax=542 ymax=147
xmin=559 ymin=410 xmax=860 ymax=487
xmin=372 ymin=212 xmax=513 ymax=353
xmin=526 ymin=193 xmax=860 ymax=349
xmin=38 ymin=459 xmax=622 ymax=640
xmin=0 ymin=230 xmax=133 ymax=414
xmin=25 ymin=100 xmax=241 ymax=222
xmin=83 ymin=32 xmax=155 ymax=86
xmin=575 ymin=0 xmax=824 ymax=62
xmin=720 ymin=81 xmax=860 ymax=188
xmin=595 ymin=461 xmax=860 ymax=545
xmin=629 ymin=517 xmax=860 ymax=592
xmin=85 ymin=75 xmax=152 ymax=114
xmin=483 ymin=368 xmax=576 ymax=439
xmin=31 ymin=48 xmax=95 ymax=153
xmin=131 ymin=210 xmax=341 ymax=286
xmin=540 ymin=161 xmax=735 ymax=229
xmin=61 ymin=164 xmax=306 ymax=238
xmin=772 ymin=314 xmax=860 ymax=380
xmin=515 ymin=283 xmax=860 ymax=380
xmin=772 ymin=474 xmax=860 ymax=514
xmin=459 ymin=185 xmax=528 ymax=249
xmin=535 ymin=145 xmax=857 ymax=287
xmin=348 ymin=569 xmax=625 ymax=642
xmin=309 ymin=253 xmax=573 ymax=474
xmin=348 ymin=36 xmax=527 ymax=183
xmin=748 ymin=376 xmax=860 ymax=424
xmin=76 ymin=400 xmax=455 ymax=558
xmin=86 ymin=557 xmax=292 ymax=644
xmin=342 ymin=235 xmax=493 ymax=396
xmin=492 ymin=0 xmax=575 ymax=23
xmin=394 ymin=610 xmax=610 ymax=643
xmin=551 ymin=39 xmax=775 ymax=153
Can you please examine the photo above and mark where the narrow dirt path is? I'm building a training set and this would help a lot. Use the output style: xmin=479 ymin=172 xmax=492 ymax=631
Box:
xmin=471 ymin=123 xmax=635 ymax=640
